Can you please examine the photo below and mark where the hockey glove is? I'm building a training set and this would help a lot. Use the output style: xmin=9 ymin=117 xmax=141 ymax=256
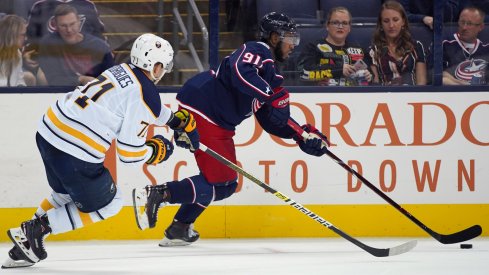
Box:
xmin=301 ymin=124 xmax=330 ymax=147
xmin=264 ymin=87 xmax=290 ymax=128
xmin=294 ymin=124 xmax=330 ymax=157
xmin=145 ymin=135 xmax=174 ymax=165
xmin=173 ymin=109 xmax=200 ymax=152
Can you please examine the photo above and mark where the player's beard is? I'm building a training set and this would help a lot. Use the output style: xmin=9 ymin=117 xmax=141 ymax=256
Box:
xmin=274 ymin=41 xmax=285 ymax=62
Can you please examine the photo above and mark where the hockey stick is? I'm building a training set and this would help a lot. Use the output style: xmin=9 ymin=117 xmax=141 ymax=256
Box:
xmin=287 ymin=119 xmax=482 ymax=244
xmin=199 ymin=143 xmax=416 ymax=257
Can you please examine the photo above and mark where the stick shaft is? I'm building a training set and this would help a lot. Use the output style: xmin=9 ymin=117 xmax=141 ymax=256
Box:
xmin=287 ymin=119 xmax=482 ymax=244
xmin=199 ymin=143 xmax=416 ymax=257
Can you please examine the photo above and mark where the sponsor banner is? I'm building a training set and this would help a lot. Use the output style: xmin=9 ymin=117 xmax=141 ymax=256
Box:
xmin=0 ymin=92 xmax=487 ymax=207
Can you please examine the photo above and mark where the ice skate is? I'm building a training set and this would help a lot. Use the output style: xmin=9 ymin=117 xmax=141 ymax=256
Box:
xmin=1 ymin=246 xmax=35 ymax=269
xmin=7 ymin=215 xmax=51 ymax=264
xmin=132 ymin=184 xmax=168 ymax=230
xmin=159 ymin=220 xmax=200 ymax=247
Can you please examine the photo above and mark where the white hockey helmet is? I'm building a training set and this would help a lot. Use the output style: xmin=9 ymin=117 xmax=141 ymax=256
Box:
xmin=130 ymin=33 xmax=174 ymax=83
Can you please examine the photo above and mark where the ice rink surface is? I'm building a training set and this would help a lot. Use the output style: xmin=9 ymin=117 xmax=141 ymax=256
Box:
xmin=1 ymin=238 xmax=488 ymax=275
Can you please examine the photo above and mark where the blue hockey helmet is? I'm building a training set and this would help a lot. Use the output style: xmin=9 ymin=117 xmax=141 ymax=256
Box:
xmin=259 ymin=12 xmax=300 ymax=46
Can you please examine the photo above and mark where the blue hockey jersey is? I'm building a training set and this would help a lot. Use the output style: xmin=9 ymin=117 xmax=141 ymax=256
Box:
xmin=443 ymin=33 xmax=489 ymax=83
xmin=177 ymin=41 xmax=284 ymax=130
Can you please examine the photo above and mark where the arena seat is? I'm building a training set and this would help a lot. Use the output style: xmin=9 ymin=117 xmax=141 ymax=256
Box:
xmin=256 ymin=0 xmax=321 ymax=25
xmin=410 ymin=23 xmax=433 ymax=50
xmin=348 ymin=25 xmax=375 ymax=50
xmin=319 ymin=0 xmax=381 ymax=23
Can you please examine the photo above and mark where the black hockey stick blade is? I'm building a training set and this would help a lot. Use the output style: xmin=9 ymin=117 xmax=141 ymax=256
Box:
xmin=431 ymin=225 xmax=482 ymax=244
xmin=331 ymin=225 xmax=417 ymax=257
xmin=287 ymin=119 xmax=483 ymax=244
xmin=199 ymin=143 xmax=416 ymax=257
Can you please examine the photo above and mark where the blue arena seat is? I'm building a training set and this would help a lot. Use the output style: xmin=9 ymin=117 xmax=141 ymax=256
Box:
xmin=296 ymin=26 xmax=327 ymax=53
xmin=319 ymin=0 xmax=381 ymax=23
xmin=348 ymin=25 xmax=375 ymax=50
xmin=410 ymin=23 xmax=433 ymax=50
xmin=256 ymin=0 xmax=321 ymax=25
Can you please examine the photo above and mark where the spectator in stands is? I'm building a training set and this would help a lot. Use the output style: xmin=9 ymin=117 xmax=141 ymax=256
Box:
xmin=0 ymin=15 xmax=31 ymax=86
xmin=26 ymin=0 xmax=105 ymax=47
xmin=442 ymin=6 xmax=489 ymax=85
xmin=38 ymin=4 xmax=114 ymax=86
xmin=399 ymin=0 xmax=469 ymax=29
xmin=296 ymin=7 xmax=372 ymax=86
xmin=23 ymin=0 xmax=105 ymax=85
xmin=367 ymin=0 xmax=427 ymax=85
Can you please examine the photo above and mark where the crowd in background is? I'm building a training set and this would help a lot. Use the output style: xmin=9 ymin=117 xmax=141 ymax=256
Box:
xmin=292 ymin=0 xmax=489 ymax=86
xmin=1 ymin=0 xmax=489 ymax=87
xmin=0 ymin=0 xmax=112 ymax=87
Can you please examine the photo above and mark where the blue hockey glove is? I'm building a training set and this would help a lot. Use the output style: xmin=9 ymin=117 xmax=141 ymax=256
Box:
xmin=300 ymin=124 xmax=330 ymax=147
xmin=145 ymin=135 xmax=174 ymax=165
xmin=264 ymin=87 xmax=290 ymax=128
xmin=173 ymin=109 xmax=200 ymax=152
xmin=294 ymin=124 xmax=329 ymax=157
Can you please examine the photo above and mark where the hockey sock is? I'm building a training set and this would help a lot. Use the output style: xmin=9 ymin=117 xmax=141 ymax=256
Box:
xmin=166 ymin=175 xmax=214 ymax=204
xmin=174 ymin=202 xmax=209 ymax=224
xmin=34 ymin=192 xmax=72 ymax=218
xmin=45 ymin=188 xmax=123 ymax=234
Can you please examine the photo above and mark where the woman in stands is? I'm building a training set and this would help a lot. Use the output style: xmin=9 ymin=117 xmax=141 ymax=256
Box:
xmin=297 ymin=6 xmax=372 ymax=86
xmin=0 ymin=15 xmax=29 ymax=87
xmin=367 ymin=0 xmax=427 ymax=85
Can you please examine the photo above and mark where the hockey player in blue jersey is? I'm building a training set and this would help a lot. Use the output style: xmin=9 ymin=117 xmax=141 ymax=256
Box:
xmin=132 ymin=12 xmax=330 ymax=247
xmin=2 ymin=33 xmax=199 ymax=268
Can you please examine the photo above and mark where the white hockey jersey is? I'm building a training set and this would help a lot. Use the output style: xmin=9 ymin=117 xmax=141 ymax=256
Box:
xmin=38 ymin=63 xmax=172 ymax=163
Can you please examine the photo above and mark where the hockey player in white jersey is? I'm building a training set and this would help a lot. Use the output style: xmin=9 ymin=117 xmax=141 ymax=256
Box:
xmin=2 ymin=33 xmax=199 ymax=269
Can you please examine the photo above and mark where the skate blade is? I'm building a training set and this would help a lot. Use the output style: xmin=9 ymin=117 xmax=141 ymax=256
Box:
xmin=132 ymin=188 xmax=149 ymax=230
xmin=1 ymin=257 xmax=35 ymax=269
xmin=7 ymin=228 xmax=39 ymax=263
xmin=159 ymin=237 xmax=192 ymax=247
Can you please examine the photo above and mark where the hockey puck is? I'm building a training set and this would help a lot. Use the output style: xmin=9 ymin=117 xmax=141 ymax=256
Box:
xmin=460 ymin=244 xmax=473 ymax=249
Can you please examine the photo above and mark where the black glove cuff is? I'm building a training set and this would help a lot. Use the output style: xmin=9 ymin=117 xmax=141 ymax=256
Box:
xmin=166 ymin=113 xmax=182 ymax=130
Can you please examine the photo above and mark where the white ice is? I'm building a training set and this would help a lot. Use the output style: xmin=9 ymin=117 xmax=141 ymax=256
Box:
xmin=1 ymin=238 xmax=488 ymax=274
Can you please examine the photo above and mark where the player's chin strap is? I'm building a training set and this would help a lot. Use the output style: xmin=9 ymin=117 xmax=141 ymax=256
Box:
xmin=286 ymin=118 xmax=482 ymax=244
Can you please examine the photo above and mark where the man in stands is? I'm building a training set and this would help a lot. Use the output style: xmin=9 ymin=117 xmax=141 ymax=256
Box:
xmin=38 ymin=4 xmax=113 ymax=85
xmin=443 ymin=6 xmax=489 ymax=85
xmin=22 ymin=0 xmax=105 ymax=85
xmin=26 ymin=0 xmax=105 ymax=41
